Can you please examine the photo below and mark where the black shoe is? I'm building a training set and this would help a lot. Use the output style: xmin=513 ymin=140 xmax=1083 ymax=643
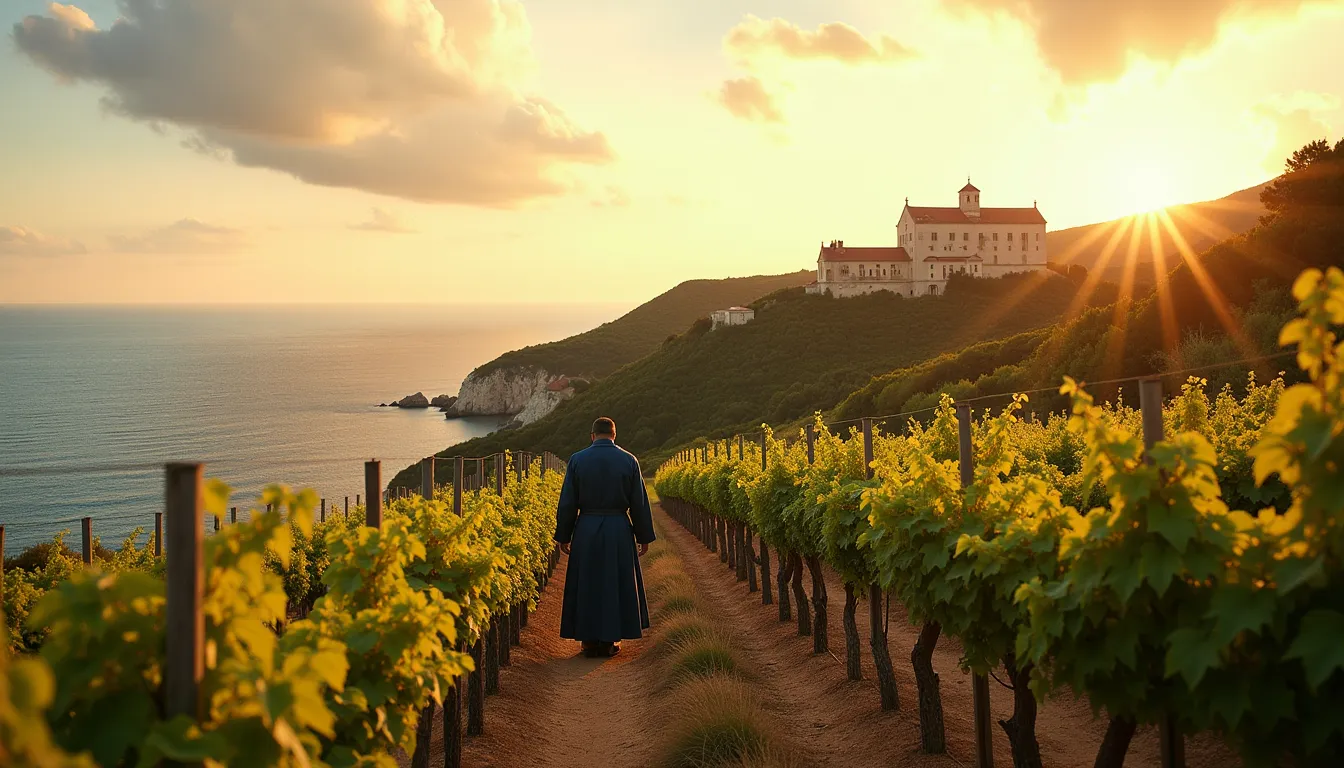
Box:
xmin=606 ymin=643 xmax=620 ymax=658
xmin=581 ymin=641 xmax=601 ymax=657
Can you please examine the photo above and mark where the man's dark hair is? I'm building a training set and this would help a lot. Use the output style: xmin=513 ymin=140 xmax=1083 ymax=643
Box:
xmin=592 ymin=417 xmax=616 ymax=436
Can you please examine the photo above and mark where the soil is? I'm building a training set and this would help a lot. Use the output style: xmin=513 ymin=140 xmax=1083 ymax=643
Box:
xmin=415 ymin=503 xmax=1242 ymax=767
xmin=415 ymin=545 xmax=659 ymax=768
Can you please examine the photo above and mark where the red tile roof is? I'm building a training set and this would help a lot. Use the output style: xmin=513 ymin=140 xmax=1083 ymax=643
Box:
xmin=960 ymin=182 xmax=980 ymax=193
xmin=546 ymin=376 xmax=571 ymax=392
xmin=906 ymin=206 xmax=1046 ymax=225
xmin=818 ymin=245 xmax=911 ymax=263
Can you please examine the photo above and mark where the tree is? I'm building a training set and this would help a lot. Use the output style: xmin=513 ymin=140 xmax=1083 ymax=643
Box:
xmin=1261 ymin=137 xmax=1344 ymax=221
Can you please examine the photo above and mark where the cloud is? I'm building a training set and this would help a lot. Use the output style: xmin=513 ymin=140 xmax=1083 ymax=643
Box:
xmin=13 ymin=1 xmax=613 ymax=207
xmin=725 ymin=16 xmax=914 ymax=66
xmin=1253 ymin=93 xmax=1337 ymax=175
xmin=945 ymin=0 xmax=1325 ymax=84
xmin=108 ymin=219 xmax=250 ymax=254
xmin=0 ymin=225 xmax=86 ymax=256
xmin=715 ymin=77 xmax=786 ymax=124
xmin=591 ymin=186 xmax=631 ymax=209
xmin=350 ymin=208 xmax=415 ymax=234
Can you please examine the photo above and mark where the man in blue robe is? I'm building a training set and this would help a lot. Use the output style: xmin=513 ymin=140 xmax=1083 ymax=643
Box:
xmin=555 ymin=416 xmax=655 ymax=658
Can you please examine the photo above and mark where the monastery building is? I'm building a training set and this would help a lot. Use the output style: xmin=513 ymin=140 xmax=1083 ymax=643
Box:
xmin=806 ymin=181 xmax=1048 ymax=298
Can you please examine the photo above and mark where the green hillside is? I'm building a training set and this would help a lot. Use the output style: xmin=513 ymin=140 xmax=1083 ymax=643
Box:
xmin=391 ymin=271 xmax=1116 ymax=485
xmin=471 ymin=270 xmax=814 ymax=380
xmin=835 ymin=141 xmax=1343 ymax=423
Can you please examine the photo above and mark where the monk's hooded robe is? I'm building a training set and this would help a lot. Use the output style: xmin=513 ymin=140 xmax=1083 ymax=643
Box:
xmin=554 ymin=438 xmax=655 ymax=643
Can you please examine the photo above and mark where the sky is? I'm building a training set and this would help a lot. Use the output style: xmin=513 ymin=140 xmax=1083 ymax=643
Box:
xmin=0 ymin=0 xmax=1341 ymax=305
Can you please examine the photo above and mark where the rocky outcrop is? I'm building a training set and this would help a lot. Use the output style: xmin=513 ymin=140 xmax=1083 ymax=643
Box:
xmin=394 ymin=392 xmax=430 ymax=408
xmin=430 ymin=394 xmax=457 ymax=410
xmin=445 ymin=367 xmax=555 ymax=416
xmin=516 ymin=387 xmax=572 ymax=424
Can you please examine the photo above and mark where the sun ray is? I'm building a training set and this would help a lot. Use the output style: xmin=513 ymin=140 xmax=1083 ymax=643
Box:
xmin=1063 ymin=217 xmax=1134 ymax=318
xmin=1164 ymin=204 xmax=1239 ymax=245
xmin=1146 ymin=212 xmax=1183 ymax=367
xmin=1155 ymin=208 xmax=1256 ymax=356
xmin=1096 ymin=215 xmax=1145 ymax=385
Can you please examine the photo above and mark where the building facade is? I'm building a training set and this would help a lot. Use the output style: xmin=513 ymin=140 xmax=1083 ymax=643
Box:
xmin=807 ymin=181 xmax=1048 ymax=298
xmin=710 ymin=306 xmax=755 ymax=328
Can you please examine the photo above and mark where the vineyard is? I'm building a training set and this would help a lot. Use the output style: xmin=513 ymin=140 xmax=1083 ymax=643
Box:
xmin=653 ymin=266 xmax=1344 ymax=768
xmin=2 ymin=451 xmax=564 ymax=768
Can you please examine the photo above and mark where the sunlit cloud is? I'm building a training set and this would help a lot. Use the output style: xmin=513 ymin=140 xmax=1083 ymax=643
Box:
xmin=715 ymin=77 xmax=786 ymax=124
xmin=108 ymin=219 xmax=250 ymax=254
xmin=0 ymin=225 xmax=86 ymax=257
xmin=944 ymin=0 xmax=1330 ymax=84
xmin=591 ymin=186 xmax=632 ymax=209
xmin=1251 ymin=93 xmax=1337 ymax=175
xmin=349 ymin=208 xmax=416 ymax=234
xmin=725 ymin=16 xmax=914 ymax=67
xmin=13 ymin=0 xmax=613 ymax=207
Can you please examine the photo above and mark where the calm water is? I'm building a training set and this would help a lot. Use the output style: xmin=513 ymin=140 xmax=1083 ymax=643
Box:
xmin=0 ymin=304 xmax=624 ymax=555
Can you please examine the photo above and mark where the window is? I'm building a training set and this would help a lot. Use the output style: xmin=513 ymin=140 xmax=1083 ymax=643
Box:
xmin=929 ymin=266 xmax=935 ymax=278
xmin=1009 ymin=245 xmax=1012 ymax=251
xmin=963 ymin=233 xmax=969 ymax=241
xmin=1021 ymin=232 xmax=1027 ymax=243
xmin=932 ymin=232 xmax=938 ymax=242
xmin=1008 ymin=232 xmax=1014 ymax=241
xmin=948 ymin=232 xmax=955 ymax=241
xmin=929 ymin=246 xmax=934 ymax=252
xmin=993 ymin=233 xmax=999 ymax=241
xmin=1035 ymin=233 xmax=1040 ymax=241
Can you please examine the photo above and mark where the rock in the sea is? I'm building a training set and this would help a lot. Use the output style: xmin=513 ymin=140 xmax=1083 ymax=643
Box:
xmin=395 ymin=392 xmax=430 ymax=408
xmin=430 ymin=394 xmax=458 ymax=410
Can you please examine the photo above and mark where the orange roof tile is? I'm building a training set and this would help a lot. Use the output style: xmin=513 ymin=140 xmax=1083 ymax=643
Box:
xmin=906 ymin=206 xmax=1046 ymax=225
xmin=818 ymin=245 xmax=911 ymax=263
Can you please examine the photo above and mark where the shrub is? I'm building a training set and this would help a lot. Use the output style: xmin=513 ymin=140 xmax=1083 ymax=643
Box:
xmin=662 ymin=678 xmax=774 ymax=768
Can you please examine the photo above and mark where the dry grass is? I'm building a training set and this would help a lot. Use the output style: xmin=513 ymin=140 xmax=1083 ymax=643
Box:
xmin=662 ymin=635 xmax=747 ymax=690
xmin=649 ymin=614 xmax=721 ymax=658
xmin=660 ymin=678 xmax=779 ymax=768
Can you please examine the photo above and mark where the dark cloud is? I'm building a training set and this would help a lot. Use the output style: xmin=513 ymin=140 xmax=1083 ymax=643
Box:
xmin=108 ymin=219 xmax=250 ymax=254
xmin=14 ymin=1 xmax=612 ymax=207
xmin=715 ymin=77 xmax=786 ymax=124
xmin=0 ymin=225 xmax=86 ymax=256
xmin=726 ymin=15 xmax=914 ymax=65
xmin=946 ymin=0 xmax=1326 ymax=84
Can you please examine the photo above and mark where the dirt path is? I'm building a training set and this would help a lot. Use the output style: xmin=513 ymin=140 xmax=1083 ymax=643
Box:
xmin=423 ymin=552 xmax=658 ymax=768
xmin=656 ymin=504 xmax=1240 ymax=768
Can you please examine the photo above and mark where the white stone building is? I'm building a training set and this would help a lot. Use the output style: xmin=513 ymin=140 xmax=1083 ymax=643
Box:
xmin=806 ymin=181 xmax=1048 ymax=298
xmin=710 ymin=306 xmax=755 ymax=328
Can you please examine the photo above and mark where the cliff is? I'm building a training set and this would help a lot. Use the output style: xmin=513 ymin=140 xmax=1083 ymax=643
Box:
xmin=445 ymin=366 xmax=559 ymax=417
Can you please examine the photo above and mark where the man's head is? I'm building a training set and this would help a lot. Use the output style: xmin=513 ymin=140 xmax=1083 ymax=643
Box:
xmin=591 ymin=417 xmax=616 ymax=442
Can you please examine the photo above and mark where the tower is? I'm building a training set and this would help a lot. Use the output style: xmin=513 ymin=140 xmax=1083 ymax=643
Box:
xmin=959 ymin=178 xmax=980 ymax=219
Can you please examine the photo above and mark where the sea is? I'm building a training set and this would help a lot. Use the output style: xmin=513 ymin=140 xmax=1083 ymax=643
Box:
xmin=0 ymin=304 xmax=626 ymax=556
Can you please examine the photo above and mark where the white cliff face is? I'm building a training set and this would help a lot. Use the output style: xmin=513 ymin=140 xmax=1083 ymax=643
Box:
xmin=446 ymin=367 xmax=555 ymax=416
xmin=515 ymin=387 xmax=572 ymax=425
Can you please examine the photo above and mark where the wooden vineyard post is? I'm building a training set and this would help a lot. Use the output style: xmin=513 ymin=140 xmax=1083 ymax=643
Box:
xmin=164 ymin=463 xmax=205 ymax=759
xmin=213 ymin=515 xmax=219 ymax=533
xmin=468 ymin=636 xmax=485 ymax=735
xmin=737 ymin=434 xmax=744 ymax=460
xmin=486 ymin=615 xmax=501 ymax=695
xmin=343 ymin=496 xmax=349 ymax=518
xmin=356 ymin=493 xmax=361 ymax=507
xmin=365 ymin=460 xmax=382 ymax=529
xmin=320 ymin=498 xmax=326 ymax=523
xmin=864 ymin=417 xmax=900 ymax=708
xmin=155 ymin=512 xmax=164 ymax=557
xmin=495 ymin=454 xmax=504 ymax=495
xmin=958 ymin=404 xmax=993 ymax=768
xmin=1141 ymin=379 xmax=1186 ymax=768
xmin=444 ymin=641 xmax=465 ymax=768
xmin=81 ymin=517 xmax=92 ymax=565
xmin=230 ymin=507 xmax=237 ymax=525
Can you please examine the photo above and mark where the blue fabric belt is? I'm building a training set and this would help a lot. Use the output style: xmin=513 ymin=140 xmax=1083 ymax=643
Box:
xmin=581 ymin=509 xmax=629 ymax=516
